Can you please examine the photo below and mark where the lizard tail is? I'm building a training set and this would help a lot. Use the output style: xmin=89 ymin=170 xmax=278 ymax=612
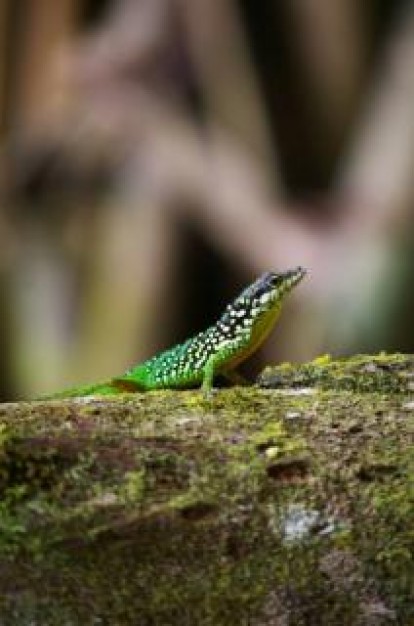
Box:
xmin=38 ymin=376 xmax=146 ymax=400
xmin=38 ymin=380 xmax=122 ymax=400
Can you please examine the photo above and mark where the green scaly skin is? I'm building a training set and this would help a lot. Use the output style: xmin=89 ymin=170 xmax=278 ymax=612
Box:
xmin=41 ymin=267 xmax=306 ymax=399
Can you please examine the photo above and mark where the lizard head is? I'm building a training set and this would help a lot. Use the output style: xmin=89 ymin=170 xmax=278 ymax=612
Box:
xmin=239 ymin=266 xmax=306 ymax=312
xmin=215 ymin=266 xmax=306 ymax=368
xmin=221 ymin=267 xmax=307 ymax=340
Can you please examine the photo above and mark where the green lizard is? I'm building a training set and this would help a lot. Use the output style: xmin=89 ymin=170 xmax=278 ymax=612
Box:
xmin=42 ymin=267 xmax=306 ymax=399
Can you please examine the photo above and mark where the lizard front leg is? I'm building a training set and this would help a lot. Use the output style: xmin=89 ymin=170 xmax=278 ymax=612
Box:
xmin=201 ymin=336 xmax=248 ymax=398
xmin=201 ymin=356 xmax=217 ymax=398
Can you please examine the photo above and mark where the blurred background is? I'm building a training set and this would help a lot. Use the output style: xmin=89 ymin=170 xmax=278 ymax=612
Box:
xmin=1 ymin=0 xmax=414 ymax=400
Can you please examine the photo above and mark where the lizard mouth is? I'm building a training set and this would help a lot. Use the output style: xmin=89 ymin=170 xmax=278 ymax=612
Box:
xmin=285 ymin=266 xmax=307 ymax=287
xmin=273 ymin=266 xmax=307 ymax=293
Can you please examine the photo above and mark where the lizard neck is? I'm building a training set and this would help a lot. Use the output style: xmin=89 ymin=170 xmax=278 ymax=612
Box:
xmin=224 ymin=303 xmax=282 ymax=370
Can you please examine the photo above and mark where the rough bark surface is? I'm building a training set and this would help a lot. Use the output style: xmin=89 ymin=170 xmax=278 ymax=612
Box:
xmin=0 ymin=353 xmax=413 ymax=625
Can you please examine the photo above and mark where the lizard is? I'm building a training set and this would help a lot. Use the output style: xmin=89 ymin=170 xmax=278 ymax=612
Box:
xmin=41 ymin=267 xmax=306 ymax=399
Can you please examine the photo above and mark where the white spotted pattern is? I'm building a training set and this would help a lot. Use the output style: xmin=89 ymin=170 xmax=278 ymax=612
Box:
xmin=120 ymin=268 xmax=306 ymax=390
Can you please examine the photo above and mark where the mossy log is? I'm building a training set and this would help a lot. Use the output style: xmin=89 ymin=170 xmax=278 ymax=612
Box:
xmin=0 ymin=354 xmax=413 ymax=625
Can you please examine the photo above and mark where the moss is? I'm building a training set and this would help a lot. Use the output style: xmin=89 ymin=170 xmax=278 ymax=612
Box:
xmin=120 ymin=469 xmax=146 ymax=503
xmin=259 ymin=352 xmax=413 ymax=393
xmin=0 ymin=353 xmax=412 ymax=623
xmin=249 ymin=419 xmax=307 ymax=456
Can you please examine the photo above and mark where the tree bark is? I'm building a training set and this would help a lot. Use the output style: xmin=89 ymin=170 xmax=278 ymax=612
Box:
xmin=0 ymin=353 xmax=412 ymax=624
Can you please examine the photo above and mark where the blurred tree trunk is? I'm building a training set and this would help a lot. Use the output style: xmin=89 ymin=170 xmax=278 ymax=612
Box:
xmin=328 ymin=1 xmax=414 ymax=352
xmin=181 ymin=0 xmax=278 ymax=185
xmin=12 ymin=0 xmax=78 ymax=128
xmin=286 ymin=0 xmax=367 ymax=176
